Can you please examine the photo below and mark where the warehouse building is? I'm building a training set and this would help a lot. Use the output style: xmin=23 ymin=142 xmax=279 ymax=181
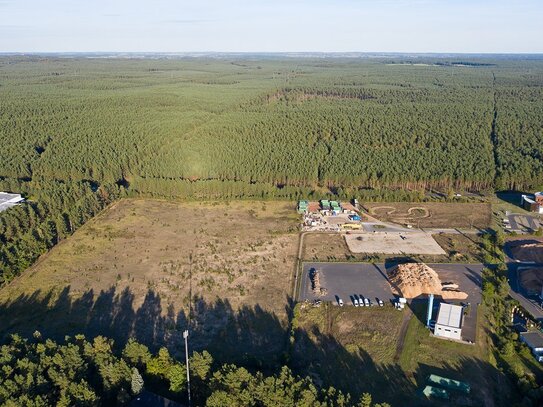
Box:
xmin=434 ymin=303 xmax=463 ymax=340
xmin=520 ymin=331 xmax=543 ymax=362
xmin=0 ymin=192 xmax=24 ymax=213
xmin=521 ymin=192 xmax=543 ymax=214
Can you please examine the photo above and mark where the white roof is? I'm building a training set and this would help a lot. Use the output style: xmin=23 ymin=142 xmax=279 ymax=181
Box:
xmin=436 ymin=303 xmax=463 ymax=329
xmin=0 ymin=192 xmax=24 ymax=212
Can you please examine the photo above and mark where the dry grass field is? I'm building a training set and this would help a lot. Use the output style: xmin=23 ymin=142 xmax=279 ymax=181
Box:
xmin=302 ymin=233 xmax=354 ymax=261
xmin=292 ymin=303 xmax=500 ymax=406
xmin=433 ymin=233 xmax=487 ymax=263
xmin=0 ymin=199 xmax=299 ymax=363
xmin=363 ymin=202 xmax=492 ymax=229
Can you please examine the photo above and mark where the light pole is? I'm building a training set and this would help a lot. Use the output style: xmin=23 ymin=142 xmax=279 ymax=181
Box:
xmin=183 ymin=330 xmax=191 ymax=407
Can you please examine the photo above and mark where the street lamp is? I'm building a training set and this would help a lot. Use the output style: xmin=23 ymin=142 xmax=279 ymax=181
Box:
xmin=183 ymin=330 xmax=191 ymax=407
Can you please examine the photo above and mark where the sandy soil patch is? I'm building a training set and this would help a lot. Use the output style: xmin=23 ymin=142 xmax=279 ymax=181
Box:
xmin=519 ymin=267 xmax=543 ymax=295
xmin=364 ymin=202 xmax=491 ymax=228
xmin=509 ymin=240 xmax=543 ymax=263
xmin=388 ymin=263 xmax=468 ymax=299
xmin=345 ymin=232 xmax=446 ymax=255
xmin=0 ymin=199 xmax=298 ymax=360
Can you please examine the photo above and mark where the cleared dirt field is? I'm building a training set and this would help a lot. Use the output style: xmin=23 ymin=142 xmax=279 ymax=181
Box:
xmin=364 ymin=202 xmax=492 ymax=229
xmin=432 ymin=233 xmax=486 ymax=263
xmin=345 ymin=232 xmax=446 ymax=255
xmin=0 ymin=199 xmax=298 ymax=363
xmin=292 ymin=305 xmax=406 ymax=399
xmin=302 ymin=233 xmax=353 ymax=261
xmin=506 ymin=238 xmax=543 ymax=263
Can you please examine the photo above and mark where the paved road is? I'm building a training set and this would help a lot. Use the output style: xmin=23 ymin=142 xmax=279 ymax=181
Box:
xmin=508 ymin=263 xmax=543 ymax=321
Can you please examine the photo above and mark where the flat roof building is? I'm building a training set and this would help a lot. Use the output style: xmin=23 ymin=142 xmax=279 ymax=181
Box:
xmin=0 ymin=192 xmax=24 ymax=213
xmin=521 ymin=193 xmax=543 ymax=214
xmin=520 ymin=331 xmax=543 ymax=362
xmin=434 ymin=303 xmax=463 ymax=341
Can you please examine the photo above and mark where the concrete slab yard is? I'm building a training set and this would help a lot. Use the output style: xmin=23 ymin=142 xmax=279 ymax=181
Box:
xmin=345 ymin=232 xmax=446 ymax=255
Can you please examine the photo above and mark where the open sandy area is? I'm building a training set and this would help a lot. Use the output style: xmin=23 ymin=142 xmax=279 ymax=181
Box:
xmin=345 ymin=232 xmax=446 ymax=255
xmin=0 ymin=199 xmax=298 ymax=361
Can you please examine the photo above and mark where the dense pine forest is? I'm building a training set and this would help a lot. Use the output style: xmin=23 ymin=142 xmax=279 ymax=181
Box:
xmin=1 ymin=57 xmax=542 ymax=192
xmin=0 ymin=55 xmax=542 ymax=285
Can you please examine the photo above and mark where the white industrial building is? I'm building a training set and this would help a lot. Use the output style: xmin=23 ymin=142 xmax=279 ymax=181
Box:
xmin=521 ymin=192 xmax=543 ymax=214
xmin=434 ymin=303 xmax=463 ymax=341
xmin=0 ymin=192 xmax=24 ymax=213
xmin=520 ymin=332 xmax=543 ymax=363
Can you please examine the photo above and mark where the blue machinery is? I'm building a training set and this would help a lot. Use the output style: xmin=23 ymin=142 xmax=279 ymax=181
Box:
xmin=426 ymin=294 xmax=435 ymax=327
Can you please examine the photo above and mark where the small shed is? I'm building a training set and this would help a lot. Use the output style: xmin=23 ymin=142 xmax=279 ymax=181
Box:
xmin=320 ymin=200 xmax=331 ymax=210
xmin=520 ymin=331 xmax=543 ymax=362
xmin=297 ymin=200 xmax=308 ymax=214
xmin=434 ymin=303 xmax=463 ymax=341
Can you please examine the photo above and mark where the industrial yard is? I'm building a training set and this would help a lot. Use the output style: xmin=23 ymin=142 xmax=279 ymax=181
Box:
xmin=344 ymin=232 xmax=446 ymax=255
xmin=0 ymin=197 xmax=497 ymax=405
xmin=298 ymin=262 xmax=483 ymax=343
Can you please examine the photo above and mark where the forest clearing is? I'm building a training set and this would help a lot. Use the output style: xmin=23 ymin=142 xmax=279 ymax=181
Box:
xmin=0 ymin=199 xmax=299 ymax=363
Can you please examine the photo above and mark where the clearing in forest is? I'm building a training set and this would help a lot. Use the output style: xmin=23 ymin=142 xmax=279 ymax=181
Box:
xmin=0 ymin=199 xmax=299 ymax=363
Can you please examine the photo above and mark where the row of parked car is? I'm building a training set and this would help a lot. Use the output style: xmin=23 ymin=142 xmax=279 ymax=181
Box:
xmin=336 ymin=295 xmax=384 ymax=307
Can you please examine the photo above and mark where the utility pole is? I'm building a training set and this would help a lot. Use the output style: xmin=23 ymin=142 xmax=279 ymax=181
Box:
xmin=183 ymin=330 xmax=191 ymax=407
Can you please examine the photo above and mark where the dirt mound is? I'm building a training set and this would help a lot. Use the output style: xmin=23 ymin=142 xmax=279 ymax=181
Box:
xmin=387 ymin=263 xmax=468 ymax=299
xmin=519 ymin=268 xmax=543 ymax=295
xmin=510 ymin=242 xmax=543 ymax=263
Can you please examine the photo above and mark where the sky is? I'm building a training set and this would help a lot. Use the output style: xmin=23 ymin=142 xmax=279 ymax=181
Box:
xmin=0 ymin=0 xmax=542 ymax=53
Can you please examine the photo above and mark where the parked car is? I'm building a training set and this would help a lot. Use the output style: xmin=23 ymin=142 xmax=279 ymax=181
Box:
xmin=353 ymin=298 xmax=359 ymax=307
xmin=364 ymin=298 xmax=370 ymax=306
xmin=338 ymin=298 xmax=344 ymax=306
xmin=378 ymin=299 xmax=384 ymax=307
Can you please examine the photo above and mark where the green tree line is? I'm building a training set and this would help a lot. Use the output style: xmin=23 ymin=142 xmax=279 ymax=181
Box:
xmin=1 ymin=333 xmax=389 ymax=407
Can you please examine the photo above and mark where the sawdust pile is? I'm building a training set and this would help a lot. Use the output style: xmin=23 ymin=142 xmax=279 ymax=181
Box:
xmin=387 ymin=263 xmax=468 ymax=299
xmin=510 ymin=242 xmax=543 ymax=263
xmin=309 ymin=269 xmax=327 ymax=297
xmin=519 ymin=268 xmax=543 ymax=295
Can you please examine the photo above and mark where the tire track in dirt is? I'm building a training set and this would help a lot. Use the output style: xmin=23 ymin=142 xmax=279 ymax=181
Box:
xmin=393 ymin=307 xmax=413 ymax=363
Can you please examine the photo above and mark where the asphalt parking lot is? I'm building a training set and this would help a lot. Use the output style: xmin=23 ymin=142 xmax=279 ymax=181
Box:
xmin=299 ymin=262 xmax=484 ymax=342
xmin=508 ymin=213 xmax=542 ymax=233
xmin=300 ymin=262 xmax=393 ymax=306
